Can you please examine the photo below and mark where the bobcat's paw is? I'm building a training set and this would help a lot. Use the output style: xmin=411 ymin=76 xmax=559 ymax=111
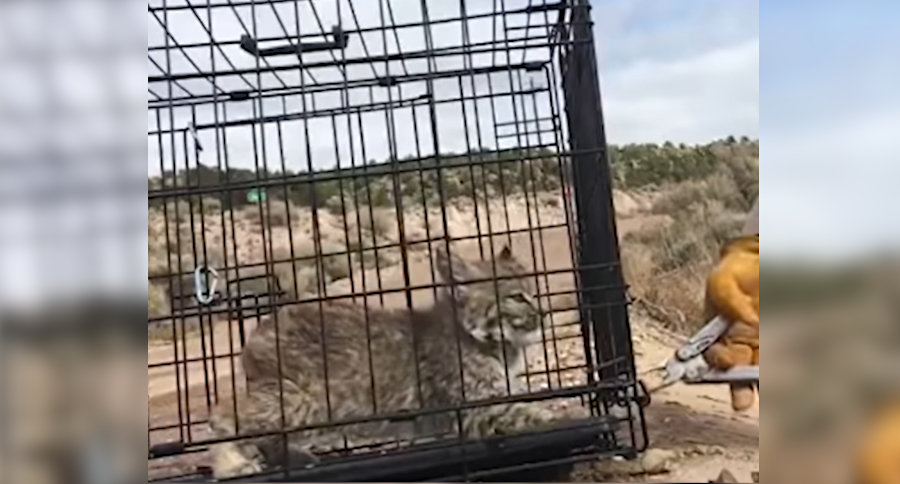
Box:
xmin=491 ymin=403 xmax=554 ymax=435
xmin=212 ymin=442 xmax=265 ymax=480
xmin=285 ymin=445 xmax=320 ymax=469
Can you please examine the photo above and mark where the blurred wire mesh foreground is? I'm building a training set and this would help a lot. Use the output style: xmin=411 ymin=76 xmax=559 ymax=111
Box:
xmin=0 ymin=0 xmax=147 ymax=483
xmin=1 ymin=303 xmax=146 ymax=484
xmin=764 ymin=258 xmax=900 ymax=484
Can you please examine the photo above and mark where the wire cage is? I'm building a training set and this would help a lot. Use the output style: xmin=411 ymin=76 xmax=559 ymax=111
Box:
xmin=148 ymin=0 xmax=649 ymax=481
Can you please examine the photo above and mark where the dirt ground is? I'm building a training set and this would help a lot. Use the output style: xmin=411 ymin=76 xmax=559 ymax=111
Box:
xmin=569 ymin=312 xmax=759 ymax=483
xmin=148 ymin=197 xmax=757 ymax=482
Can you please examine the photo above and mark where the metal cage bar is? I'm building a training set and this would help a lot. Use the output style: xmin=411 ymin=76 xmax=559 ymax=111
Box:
xmin=147 ymin=0 xmax=647 ymax=481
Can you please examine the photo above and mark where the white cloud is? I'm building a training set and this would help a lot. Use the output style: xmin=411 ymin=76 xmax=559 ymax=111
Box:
xmin=593 ymin=0 xmax=758 ymax=69
xmin=763 ymin=106 xmax=900 ymax=259
xmin=601 ymin=38 xmax=758 ymax=144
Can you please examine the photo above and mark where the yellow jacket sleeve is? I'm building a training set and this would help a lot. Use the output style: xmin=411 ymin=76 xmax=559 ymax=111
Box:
xmin=702 ymin=235 xmax=759 ymax=412
xmin=706 ymin=235 xmax=759 ymax=329
xmin=857 ymin=402 xmax=900 ymax=484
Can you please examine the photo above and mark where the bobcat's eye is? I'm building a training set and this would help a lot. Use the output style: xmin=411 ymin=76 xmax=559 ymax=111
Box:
xmin=509 ymin=292 xmax=535 ymax=308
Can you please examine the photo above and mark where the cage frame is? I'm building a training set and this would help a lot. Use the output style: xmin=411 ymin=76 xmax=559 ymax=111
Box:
xmin=147 ymin=0 xmax=649 ymax=481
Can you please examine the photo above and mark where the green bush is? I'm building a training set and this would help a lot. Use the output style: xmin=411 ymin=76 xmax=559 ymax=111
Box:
xmin=611 ymin=138 xmax=758 ymax=191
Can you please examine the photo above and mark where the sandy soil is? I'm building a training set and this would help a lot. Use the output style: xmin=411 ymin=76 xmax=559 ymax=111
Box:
xmin=576 ymin=313 xmax=759 ymax=483
xmin=148 ymin=196 xmax=757 ymax=482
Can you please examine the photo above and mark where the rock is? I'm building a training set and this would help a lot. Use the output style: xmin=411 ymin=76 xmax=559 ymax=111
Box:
xmin=588 ymin=449 xmax=677 ymax=479
xmin=640 ymin=448 xmax=678 ymax=475
xmin=708 ymin=445 xmax=727 ymax=456
xmin=711 ymin=469 xmax=739 ymax=483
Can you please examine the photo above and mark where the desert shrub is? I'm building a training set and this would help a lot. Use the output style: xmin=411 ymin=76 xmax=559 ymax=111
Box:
xmin=165 ymin=244 xmax=225 ymax=275
xmin=347 ymin=242 xmax=401 ymax=271
xmin=651 ymin=172 xmax=752 ymax=216
xmin=271 ymin=258 xmax=319 ymax=300
xmin=150 ymin=211 xmax=227 ymax=278
xmin=148 ymin=319 xmax=204 ymax=343
xmin=650 ymin=180 xmax=709 ymax=215
xmin=165 ymin=200 xmax=193 ymax=222
xmin=241 ymin=201 xmax=296 ymax=227
xmin=611 ymin=138 xmax=758 ymax=191
xmin=539 ymin=192 xmax=562 ymax=208
xmin=200 ymin=197 xmax=223 ymax=215
xmin=267 ymin=238 xmax=355 ymax=292
xmin=622 ymin=158 xmax=756 ymax=334
xmin=357 ymin=208 xmax=396 ymax=241
xmin=268 ymin=240 xmax=317 ymax=296
xmin=399 ymin=172 xmax=423 ymax=200
xmin=323 ymin=196 xmax=342 ymax=213
xmin=148 ymin=216 xmax=170 ymax=277
xmin=320 ymin=242 xmax=353 ymax=282
xmin=148 ymin=248 xmax=170 ymax=278
xmin=332 ymin=206 xmax=398 ymax=246
xmin=624 ymin=218 xmax=714 ymax=333
xmin=148 ymin=283 xmax=170 ymax=319
xmin=719 ymin=155 xmax=759 ymax=206
xmin=368 ymin=180 xmax=394 ymax=207
xmin=267 ymin=203 xmax=292 ymax=227
xmin=441 ymin=170 xmax=468 ymax=199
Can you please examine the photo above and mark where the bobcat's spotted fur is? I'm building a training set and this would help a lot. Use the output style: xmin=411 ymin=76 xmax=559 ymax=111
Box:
xmin=208 ymin=246 xmax=552 ymax=479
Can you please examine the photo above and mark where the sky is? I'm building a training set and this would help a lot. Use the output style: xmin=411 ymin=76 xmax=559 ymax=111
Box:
xmin=145 ymin=0 xmax=900 ymax=260
xmin=7 ymin=0 xmax=900 ymax=309
xmin=147 ymin=0 xmax=760 ymax=178
xmin=592 ymin=0 xmax=898 ymax=259
xmin=591 ymin=0 xmax=758 ymax=144
xmin=759 ymin=1 xmax=900 ymax=259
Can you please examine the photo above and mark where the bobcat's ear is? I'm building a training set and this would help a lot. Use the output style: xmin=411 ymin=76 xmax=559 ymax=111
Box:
xmin=434 ymin=248 xmax=472 ymax=302
xmin=434 ymin=247 xmax=471 ymax=283
xmin=499 ymin=245 xmax=513 ymax=261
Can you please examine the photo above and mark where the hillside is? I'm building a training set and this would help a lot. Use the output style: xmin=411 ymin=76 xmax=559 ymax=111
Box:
xmin=149 ymin=137 xmax=758 ymax=335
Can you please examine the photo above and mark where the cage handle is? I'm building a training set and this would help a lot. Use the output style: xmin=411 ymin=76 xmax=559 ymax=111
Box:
xmin=240 ymin=26 xmax=349 ymax=58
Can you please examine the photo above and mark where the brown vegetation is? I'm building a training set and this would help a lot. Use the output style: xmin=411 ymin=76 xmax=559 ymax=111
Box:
xmin=148 ymin=138 xmax=759 ymax=336
xmin=619 ymin=140 xmax=758 ymax=333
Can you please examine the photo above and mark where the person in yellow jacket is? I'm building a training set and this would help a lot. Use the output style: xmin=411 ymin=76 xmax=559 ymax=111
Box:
xmin=857 ymin=401 xmax=900 ymax=484
xmin=701 ymin=200 xmax=899 ymax=484
xmin=702 ymin=200 xmax=759 ymax=412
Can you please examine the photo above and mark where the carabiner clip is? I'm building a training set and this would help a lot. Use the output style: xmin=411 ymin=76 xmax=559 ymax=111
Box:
xmin=193 ymin=266 xmax=219 ymax=306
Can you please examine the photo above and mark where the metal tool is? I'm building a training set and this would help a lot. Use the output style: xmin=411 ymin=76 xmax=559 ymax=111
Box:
xmin=646 ymin=316 xmax=759 ymax=393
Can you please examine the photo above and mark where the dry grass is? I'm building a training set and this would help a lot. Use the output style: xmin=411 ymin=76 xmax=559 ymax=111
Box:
xmin=620 ymin=169 xmax=756 ymax=334
xmin=148 ymin=283 xmax=169 ymax=319
xmin=241 ymin=201 xmax=298 ymax=227
xmin=357 ymin=208 xmax=396 ymax=240
xmin=146 ymin=147 xmax=757 ymax=338
xmin=270 ymin=244 xmax=318 ymax=299
xmin=268 ymin=238 xmax=379 ymax=299
xmin=147 ymin=318 xmax=206 ymax=344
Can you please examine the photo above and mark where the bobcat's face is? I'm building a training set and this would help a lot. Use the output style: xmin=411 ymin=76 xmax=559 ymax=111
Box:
xmin=435 ymin=245 xmax=543 ymax=349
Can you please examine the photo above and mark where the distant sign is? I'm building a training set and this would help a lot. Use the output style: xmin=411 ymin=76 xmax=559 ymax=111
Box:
xmin=247 ymin=189 xmax=267 ymax=204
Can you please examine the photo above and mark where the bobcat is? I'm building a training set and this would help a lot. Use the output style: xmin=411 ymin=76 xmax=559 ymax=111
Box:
xmin=208 ymin=245 xmax=553 ymax=479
